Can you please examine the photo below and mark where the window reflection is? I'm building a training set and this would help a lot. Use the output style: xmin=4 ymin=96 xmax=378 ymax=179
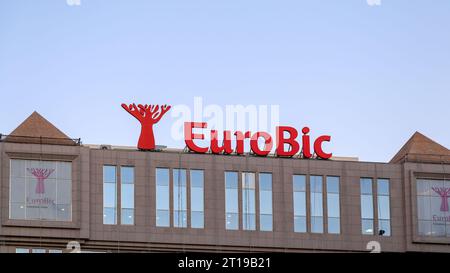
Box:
xmin=327 ymin=176 xmax=340 ymax=234
xmin=156 ymin=168 xmax=170 ymax=227
xmin=361 ymin=178 xmax=374 ymax=235
xmin=311 ymin=176 xmax=323 ymax=234
xmin=242 ymin=173 xmax=256 ymax=231
xmin=377 ymin=179 xmax=391 ymax=236
xmin=191 ymin=170 xmax=204 ymax=229
xmin=103 ymin=166 xmax=117 ymax=225
xmin=121 ymin=167 xmax=134 ymax=225
xmin=259 ymin=173 xmax=273 ymax=232
xmin=293 ymin=175 xmax=307 ymax=233
xmin=225 ymin=172 xmax=239 ymax=230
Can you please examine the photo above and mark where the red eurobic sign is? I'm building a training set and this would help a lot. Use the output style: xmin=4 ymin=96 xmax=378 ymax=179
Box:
xmin=122 ymin=103 xmax=332 ymax=160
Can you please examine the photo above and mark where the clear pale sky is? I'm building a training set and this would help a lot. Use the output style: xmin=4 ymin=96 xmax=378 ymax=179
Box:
xmin=0 ymin=0 xmax=449 ymax=162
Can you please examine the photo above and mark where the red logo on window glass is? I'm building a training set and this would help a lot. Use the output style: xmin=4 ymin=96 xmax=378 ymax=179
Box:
xmin=27 ymin=168 xmax=55 ymax=194
xmin=433 ymin=187 xmax=450 ymax=212
xmin=122 ymin=103 xmax=172 ymax=150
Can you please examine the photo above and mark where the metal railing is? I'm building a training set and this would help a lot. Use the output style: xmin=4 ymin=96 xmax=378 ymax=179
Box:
xmin=0 ymin=134 xmax=82 ymax=146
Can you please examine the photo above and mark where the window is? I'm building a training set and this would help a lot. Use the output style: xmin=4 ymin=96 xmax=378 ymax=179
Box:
xmin=156 ymin=168 xmax=205 ymax=229
xmin=121 ymin=167 xmax=135 ymax=225
xmin=103 ymin=166 xmax=117 ymax=225
xmin=242 ymin=172 xmax=256 ymax=231
xmin=259 ymin=173 xmax=273 ymax=232
xmin=104 ymin=166 xmax=135 ymax=225
xmin=49 ymin=250 xmax=63 ymax=254
xmin=327 ymin=176 xmax=340 ymax=234
xmin=10 ymin=159 xmax=72 ymax=222
xmin=191 ymin=170 xmax=205 ymax=229
xmin=310 ymin=176 xmax=324 ymax=234
xmin=225 ymin=172 xmax=239 ymax=230
xmin=16 ymin=248 xmax=30 ymax=253
xmin=156 ymin=168 xmax=170 ymax=227
xmin=293 ymin=175 xmax=307 ymax=233
xmin=173 ymin=169 xmax=187 ymax=228
xmin=361 ymin=178 xmax=374 ymax=235
xmin=31 ymin=249 xmax=46 ymax=254
xmin=417 ymin=179 xmax=450 ymax=237
xmin=377 ymin=179 xmax=391 ymax=236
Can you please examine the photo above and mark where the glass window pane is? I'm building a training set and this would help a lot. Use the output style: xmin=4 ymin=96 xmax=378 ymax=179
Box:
xmin=361 ymin=195 xmax=374 ymax=219
xmin=243 ymin=213 xmax=256 ymax=231
xmin=32 ymin=249 xmax=46 ymax=254
xmin=362 ymin=219 xmax=374 ymax=235
xmin=417 ymin=196 xmax=431 ymax=220
xmin=417 ymin=180 xmax=431 ymax=196
xmin=259 ymin=173 xmax=272 ymax=191
xmin=327 ymin=177 xmax=340 ymax=194
xmin=174 ymin=210 xmax=188 ymax=228
xmin=226 ymin=213 xmax=239 ymax=230
xmin=10 ymin=178 xmax=25 ymax=203
xmin=225 ymin=172 xmax=238 ymax=189
xmin=190 ymin=170 xmax=204 ymax=229
xmin=293 ymin=192 xmax=306 ymax=216
xmin=226 ymin=188 xmax=238 ymax=213
xmin=242 ymin=173 xmax=256 ymax=189
xmin=260 ymin=214 xmax=273 ymax=232
xmin=57 ymin=162 xmax=71 ymax=180
xmin=173 ymin=169 xmax=187 ymax=187
xmin=293 ymin=175 xmax=306 ymax=192
xmin=121 ymin=167 xmax=134 ymax=184
xmin=103 ymin=183 xmax=116 ymax=208
xmin=57 ymin=204 xmax=71 ymax=221
xmin=378 ymin=195 xmax=391 ymax=220
xmin=327 ymin=194 xmax=340 ymax=218
xmin=377 ymin=179 xmax=390 ymax=195
xmin=225 ymin=172 xmax=239 ymax=230
xmin=191 ymin=211 xmax=204 ymax=229
xmin=310 ymin=176 xmax=323 ymax=193
xmin=49 ymin=250 xmax=63 ymax=254
xmin=260 ymin=191 xmax=273 ymax=214
xmin=156 ymin=168 xmax=170 ymax=226
xmin=418 ymin=220 xmax=432 ymax=236
xmin=57 ymin=180 xmax=71 ymax=205
xmin=11 ymin=160 xmax=25 ymax=178
xmin=121 ymin=208 xmax=134 ymax=225
xmin=103 ymin=166 xmax=116 ymax=183
xmin=191 ymin=187 xmax=204 ymax=212
xmin=156 ymin=185 xmax=169 ymax=210
xmin=156 ymin=209 xmax=170 ymax=227
xmin=156 ymin=168 xmax=169 ymax=186
xmin=328 ymin=217 xmax=341 ymax=234
xmin=16 ymin=248 xmax=29 ymax=254
xmin=121 ymin=184 xmax=134 ymax=209
xmin=191 ymin=170 xmax=204 ymax=188
xmin=294 ymin=216 xmax=307 ymax=233
xmin=242 ymin=188 xmax=256 ymax=214
xmin=379 ymin=220 xmax=391 ymax=236
xmin=311 ymin=192 xmax=323 ymax=217
xmin=103 ymin=207 xmax=116 ymax=225
xmin=10 ymin=160 xmax=72 ymax=222
xmin=173 ymin=170 xmax=187 ymax=225
xmin=432 ymin=223 xmax=446 ymax=237
xmin=311 ymin=216 xmax=324 ymax=234
xmin=361 ymin=178 xmax=373 ymax=195
xmin=10 ymin=203 xmax=26 ymax=220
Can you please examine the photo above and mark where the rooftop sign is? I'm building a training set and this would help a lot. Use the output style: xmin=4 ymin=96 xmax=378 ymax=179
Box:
xmin=122 ymin=103 xmax=332 ymax=159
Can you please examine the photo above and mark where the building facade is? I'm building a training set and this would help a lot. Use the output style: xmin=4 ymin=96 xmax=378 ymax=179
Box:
xmin=0 ymin=112 xmax=449 ymax=253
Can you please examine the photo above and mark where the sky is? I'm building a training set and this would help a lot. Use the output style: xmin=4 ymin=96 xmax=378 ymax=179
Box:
xmin=0 ymin=0 xmax=449 ymax=162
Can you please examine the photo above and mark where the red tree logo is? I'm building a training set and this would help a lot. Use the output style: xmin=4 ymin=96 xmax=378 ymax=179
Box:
xmin=432 ymin=187 xmax=450 ymax=212
xmin=122 ymin=103 xmax=171 ymax=150
xmin=27 ymin=168 xmax=55 ymax=194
